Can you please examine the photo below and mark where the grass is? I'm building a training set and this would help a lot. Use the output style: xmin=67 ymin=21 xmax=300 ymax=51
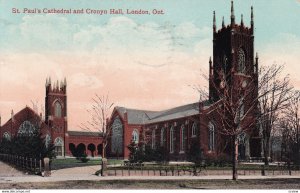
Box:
xmin=51 ymin=158 xmax=124 ymax=170
xmin=51 ymin=158 xmax=101 ymax=170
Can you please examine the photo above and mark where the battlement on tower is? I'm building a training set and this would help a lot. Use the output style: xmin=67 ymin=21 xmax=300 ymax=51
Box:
xmin=45 ymin=77 xmax=67 ymax=94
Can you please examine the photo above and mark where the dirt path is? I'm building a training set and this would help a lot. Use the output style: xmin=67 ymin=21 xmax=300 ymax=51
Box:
xmin=0 ymin=161 xmax=25 ymax=177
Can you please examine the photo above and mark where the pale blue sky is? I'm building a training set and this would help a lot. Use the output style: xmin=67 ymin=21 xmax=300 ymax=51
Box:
xmin=1 ymin=0 xmax=299 ymax=52
xmin=1 ymin=0 xmax=300 ymax=129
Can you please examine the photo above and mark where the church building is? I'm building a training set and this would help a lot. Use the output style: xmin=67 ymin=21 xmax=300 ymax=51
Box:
xmin=107 ymin=2 xmax=262 ymax=160
xmin=1 ymin=2 xmax=262 ymax=161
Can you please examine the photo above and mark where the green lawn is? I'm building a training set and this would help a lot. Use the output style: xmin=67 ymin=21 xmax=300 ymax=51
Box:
xmin=51 ymin=158 xmax=124 ymax=170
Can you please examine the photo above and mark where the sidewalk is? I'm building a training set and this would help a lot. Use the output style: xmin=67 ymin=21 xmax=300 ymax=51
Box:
xmin=1 ymin=161 xmax=300 ymax=184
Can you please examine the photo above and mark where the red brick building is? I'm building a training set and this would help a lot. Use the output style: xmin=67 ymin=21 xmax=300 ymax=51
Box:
xmin=1 ymin=2 xmax=262 ymax=161
xmin=0 ymin=78 xmax=103 ymax=157
xmin=107 ymin=2 xmax=262 ymax=160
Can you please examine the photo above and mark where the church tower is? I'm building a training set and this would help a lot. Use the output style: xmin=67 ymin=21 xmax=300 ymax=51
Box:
xmin=45 ymin=77 xmax=67 ymax=157
xmin=209 ymin=1 xmax=258 ymax=102
xmin=208 ymin=1 xmax=261 ymax=158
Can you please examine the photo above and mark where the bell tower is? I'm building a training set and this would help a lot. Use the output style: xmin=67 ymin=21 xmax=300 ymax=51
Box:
xmin=45 ymin=77 xmax=67 ymax=156
xmin=209 ymin=1 xmax=258 ymax=102
xmin=208 ymin=1 xmax=261 ymax=158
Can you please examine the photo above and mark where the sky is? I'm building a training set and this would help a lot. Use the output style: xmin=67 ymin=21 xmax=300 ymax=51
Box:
xmin=0 ymin=0 xmax=300 ymax=130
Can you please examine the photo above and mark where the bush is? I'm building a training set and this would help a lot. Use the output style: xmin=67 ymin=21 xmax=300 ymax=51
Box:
xmin=79 ymin=153 xmax=90 ymax=163
xmin=203 ymin=152 xmax=231 ymax=167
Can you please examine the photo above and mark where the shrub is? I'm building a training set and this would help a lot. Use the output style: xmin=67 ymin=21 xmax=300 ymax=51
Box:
xmin=203 ymin=152 xmax=231 ymax=167
xmin=79 ymin=153 xmax=90 ymax=163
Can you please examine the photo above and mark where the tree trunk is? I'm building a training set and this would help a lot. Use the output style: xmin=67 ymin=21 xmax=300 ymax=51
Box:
xmin=102 ymin=141 xmax=106 ymax=158
xmin=264 ymin=136 xmax=270 ymax=165
xmin=232 ymin=136 xmax=238 ymax=180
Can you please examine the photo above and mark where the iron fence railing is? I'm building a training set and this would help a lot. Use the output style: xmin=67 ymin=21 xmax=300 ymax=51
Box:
xmin=0 ymin=153 xmax=44 ymax=175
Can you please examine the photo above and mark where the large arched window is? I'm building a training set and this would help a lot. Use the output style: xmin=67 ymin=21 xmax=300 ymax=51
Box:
xmin=160 ymin=128 xmax=165 ymax=146
xmin=18 ymin=121 xmax=36 ymax=136
xmin=54 ymin=137 xmax=64 ymax=156
xmin=45 ymin=134 xmax=51 ymax=149
xmin=54 ymin=101 xmax=62 ymax=118
xmin=170 ymin=126 xmax=174 ymax=153
xmin=208 ymin=122 xmax=215 ymax=151
xmin=238 ymin=49 xmax=246 ymax=73
xmin=152 ymin=129 xmax=156 ymax=149
xmin=132 ymin=129 xmax=139 ymax=144
xmin=111 ymin=116 xmax=123 ymax=154
xmin=192 ymin=122 xmax=197 ymax=137
xmin=180 ymin=125 xmax=186 ymax=152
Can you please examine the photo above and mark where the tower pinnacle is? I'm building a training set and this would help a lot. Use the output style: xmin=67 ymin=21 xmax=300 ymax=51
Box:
xmin=231 ymin=1 xmax=235 ymax=26
xmin=222 ymin=16 xmax=225 ymax=28
xmin=213 ymin=11 xmax=216 ymax=32
xmin=251 ymin=6 xmax=254 ymax=29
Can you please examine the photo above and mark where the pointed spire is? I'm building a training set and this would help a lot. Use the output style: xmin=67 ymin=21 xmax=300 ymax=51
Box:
xmin=241 ymin=14 xmax=244 ymax=27
xmin=56 ymin=80 xmax=59 ymax=90
xmin=255 ymin=52 xmax=259 ymax=73
xmin=222 ymin=16 xmax=225 ymax=28
xmin=64 ymin=77 xmax=67 ymax=86
xmin=209 ymin=57 xmax=213 ymax=76
xmin=11 ymin=110 xmax=14 ymax=122
xmin=251 ymin=6 xmax=254 ymax=29
xmin=213 ymin=11 xmax=216 ymax=32
xmin=231 ymin=1 xmax=235 ymax=26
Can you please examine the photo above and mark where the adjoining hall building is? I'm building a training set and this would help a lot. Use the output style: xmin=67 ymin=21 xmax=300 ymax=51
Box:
xmin=0 ymin=79 xmax=103 ymax=158
xmin=0 ymin=2 xmax=262 ymax=160
xmin=107 ymin=2 xmax=261 ymax=160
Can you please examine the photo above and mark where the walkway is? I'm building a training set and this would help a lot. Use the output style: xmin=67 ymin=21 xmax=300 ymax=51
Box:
xmin=1 ymin=161 xmax=300 ymax=184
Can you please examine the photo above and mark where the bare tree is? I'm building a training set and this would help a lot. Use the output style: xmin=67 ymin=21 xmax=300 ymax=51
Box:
xmin=281 ymin=91 xmax=300 ymax=166
xmin=258 ymin=64 xmax=294 ymax=165
xmin=196 ymin=62 xmax=293 ymax=180
xmin=80 ymin=93 xmax=114 ymax=158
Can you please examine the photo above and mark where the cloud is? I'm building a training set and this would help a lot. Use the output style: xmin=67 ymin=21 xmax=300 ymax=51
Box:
xmin=69 ymin=73 xmax=103 ymax=89
xmin=261 ymin=33 xmax=300 ymax=88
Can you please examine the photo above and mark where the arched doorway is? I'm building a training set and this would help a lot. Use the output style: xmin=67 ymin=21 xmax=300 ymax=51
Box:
xmin=76 ymin=143 xmax=86 ymax=157
xmin=54 ymin=137 xmax=64 ymax=157
xmin=69 ymin=143 xmax=76 ymax=157
xmin=87 ymin=143 xmax=96 ymax=157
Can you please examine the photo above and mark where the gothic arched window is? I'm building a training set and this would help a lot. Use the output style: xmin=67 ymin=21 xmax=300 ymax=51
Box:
xmin=192 ymin=122 xmax=197 ymax=137
xmin=170 ymin=126 xmax=174 ymax=153
xmin=54 ymin=137 xmax=64 ymax=156
xmin=54 ymin=101 xmax=62 ymax=118
xmin=238 ymin=49 xmax=246 ymax=73
xmin=18 ymin=121 xmax=36 ymax=136
xmin=132 ymin=129 xmax=139 ymax=144
xmin=111 ymin=116 xmax=123 ymax=154
xmin=180 ymin=125 xmax=186 ymax=152
xmin=208 ymin=122 xmax=215 ymax=151
xmin=152 ymin=129 xmax=156 ymax=149
xmin=45 ymin=134 xmax=51 ymax=149
xmin=160 ymin=128 xmax=165 ymax=146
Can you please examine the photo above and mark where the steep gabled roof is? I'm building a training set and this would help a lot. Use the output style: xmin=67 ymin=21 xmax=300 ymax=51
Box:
xmin=114 ymin=106 xmax=160 ymax=124
xmin=114 ymin=100 xmax=210 ymax=125
xmin=0 ymin=106 xmax=50 ymax=134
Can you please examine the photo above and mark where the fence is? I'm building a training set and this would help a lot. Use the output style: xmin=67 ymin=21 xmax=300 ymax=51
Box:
xmin=106 ymin=163 xmax=300 ymax=177
xmin=0 ymin=153 xmax=44 ymax=175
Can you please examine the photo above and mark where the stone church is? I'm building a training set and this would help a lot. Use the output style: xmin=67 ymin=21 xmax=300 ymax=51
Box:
xmin=107 ymin=2 xmax=261 ymax=160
